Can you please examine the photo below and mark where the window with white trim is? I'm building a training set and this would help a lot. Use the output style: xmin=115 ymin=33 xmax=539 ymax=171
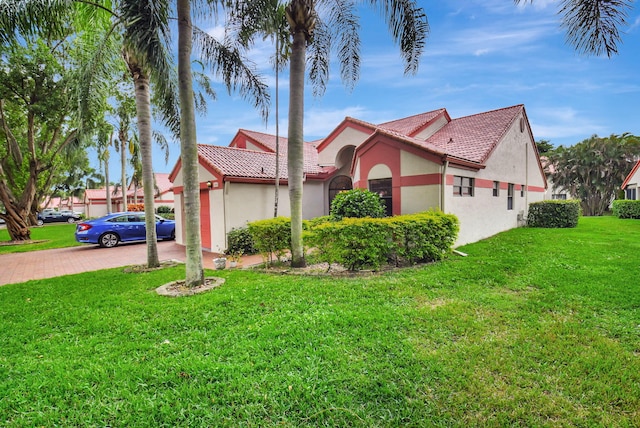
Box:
xmin=453 ymin=176 xmax=474 ymax=197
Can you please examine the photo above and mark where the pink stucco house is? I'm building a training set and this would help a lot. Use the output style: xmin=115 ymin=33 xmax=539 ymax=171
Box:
xmin=169 ymin=104 xmax=547 ymax=251
xmin=83 ymin=173 xmax=174 ymax=218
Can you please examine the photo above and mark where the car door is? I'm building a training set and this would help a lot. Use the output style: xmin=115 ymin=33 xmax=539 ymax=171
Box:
xmin=107 ymin=215 xmax=135 ymax=241
xmin=129 ymin=213 xmax=147 ymax=240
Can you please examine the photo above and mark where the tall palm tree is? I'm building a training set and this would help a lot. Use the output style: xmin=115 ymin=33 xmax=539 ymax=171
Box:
xmin=515 ymin=0 xmax=633 ymax=57
xmin=177 ymin=0 xmax=204 ymax=287
xmin=232 ymin=0 xmax=429 ymax=267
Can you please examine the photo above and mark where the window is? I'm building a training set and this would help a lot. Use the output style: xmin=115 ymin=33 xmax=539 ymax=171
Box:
xmin=369 ymin=178 xmax=393 ymax=216
xmin=626 ymin=188 xmax=637 ymax=200
xmin=520 ymin=185 xmax=525 ymax=197
xmin=492 ymin=181 xmax=500 ymax=197
xmin=507 ymin=183 xmax=514 ymax=210
xmin=453 ymin=176 xmax=474 ymax=197
xmin=328 ymin=175 xmax=353 ymax=207
xmin=552 ymin=194 xmax=567 ymax=200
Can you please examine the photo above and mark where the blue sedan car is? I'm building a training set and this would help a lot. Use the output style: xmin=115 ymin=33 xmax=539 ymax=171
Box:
xmin=75 ymin=212 xmax=176 ymax=248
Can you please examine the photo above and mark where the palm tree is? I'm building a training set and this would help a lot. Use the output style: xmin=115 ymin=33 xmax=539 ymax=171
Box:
xmin=232 ymin=0 xmax=429 ymax=267
xmin=515 ymin=0 xmax=633 ymax=57
xmin=177 ymin=0 xmax=205 ymax=287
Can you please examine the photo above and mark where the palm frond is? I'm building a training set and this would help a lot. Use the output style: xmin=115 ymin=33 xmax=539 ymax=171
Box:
xmin=559 ymin=0 xmax=631 ymax=57
xmin=307 ymin=20 xmax=332 ymax=97
xmin=193 ymin=26 xmax=271 ymax=123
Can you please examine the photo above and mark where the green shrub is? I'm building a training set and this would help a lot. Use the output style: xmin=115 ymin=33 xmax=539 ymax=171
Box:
xmin=612 ymin=200 xmax=640 ymax=219
xmin=305 ymin=211 xmax=459 ymax=270
xmin=156 ymin=205 xmax=172 ymax=214
xmin=388 ymin=212 xmax=459 ymax=265
xmin=225 ymin=227 xmax=257 ymax=256
xmin=247 ymin=217 xmax=291 ymax=263
xmin=527 ymin=200 xmax=581 ymax=228
xmin=330 ymin=188 xmax=386 ymax=220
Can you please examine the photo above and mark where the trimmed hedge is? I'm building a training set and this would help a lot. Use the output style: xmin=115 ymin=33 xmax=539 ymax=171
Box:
xmin=247 ymin=217 xmax=291 ymax=263
xmin=305 ymin=211 xmax=459 ymax=270
xmin=225 ymin=226 xmax=257 ymax=256
xmin=612 ymin=200 xmax=640 ymax=219
xmin=527 ymin=200 xmax=581 ymax=228
xmin=330 ymin=188 xmax=386 ymax=220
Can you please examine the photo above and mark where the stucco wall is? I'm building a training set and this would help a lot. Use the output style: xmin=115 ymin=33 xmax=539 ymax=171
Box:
xmin=318 ymin=127 xmax=370 ymax=166
xmin=624 ymin=166 xmax=640 ymax=200
xmin=445 ymin=115 xmax=546 ymax=246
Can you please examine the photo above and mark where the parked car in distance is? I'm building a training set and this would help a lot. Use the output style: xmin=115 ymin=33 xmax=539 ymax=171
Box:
xmin=75 ymin=212 xmax=175 ymax=248
xmin=37 ymin=210 xmax=81 ymax=225
xmin=60 ymin=209 xmax=83 ymax=217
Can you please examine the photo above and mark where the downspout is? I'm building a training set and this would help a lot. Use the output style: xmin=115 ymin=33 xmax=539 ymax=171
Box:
xmin=440 ymin=159 xmax=449 ymax=212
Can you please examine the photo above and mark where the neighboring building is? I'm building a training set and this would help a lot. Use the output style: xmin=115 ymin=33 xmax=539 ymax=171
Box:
xmin=540 ymin=157 xmax=570 ymax=201
xmin=170 ymin=104 xmax=547 ymax=251
xmin=622 ymin=159 xmax=640 ymax=200
xmin=83 ymin=173 xmax=174 ymax=218
xmin=43 ymin=196 xmax=86 ymax=214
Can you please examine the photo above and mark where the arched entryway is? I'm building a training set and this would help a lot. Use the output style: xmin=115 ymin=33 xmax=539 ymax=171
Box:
xmin=328 ymin=175 xmax=353 ymax=208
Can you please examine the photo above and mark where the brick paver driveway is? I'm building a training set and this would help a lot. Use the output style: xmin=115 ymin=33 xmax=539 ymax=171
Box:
xmin=0 ymin=241 xmax=220 ymax=286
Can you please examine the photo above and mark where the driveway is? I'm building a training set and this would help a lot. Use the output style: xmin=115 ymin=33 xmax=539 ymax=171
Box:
xmin=0 ymin=241 xmax=226 ymax=286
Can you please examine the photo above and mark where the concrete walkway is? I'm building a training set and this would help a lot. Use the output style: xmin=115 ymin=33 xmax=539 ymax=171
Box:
xmin=0 ymin=241 xmax=263 ymax=286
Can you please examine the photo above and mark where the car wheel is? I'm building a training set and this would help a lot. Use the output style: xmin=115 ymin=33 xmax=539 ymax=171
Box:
xmin=67 ymin=218 xmax=75 ymax=223
xmin=99 ymin=232 xmax=119 ymax=248
xmin=37 ymin=219 xmax=44 ymax=226
xmin=169 ymin=229 xmax=175 ymax=240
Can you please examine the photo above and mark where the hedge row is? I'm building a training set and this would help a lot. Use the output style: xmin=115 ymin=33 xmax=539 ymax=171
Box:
xmin=246 ymin=211 xmax=458 ymax=271
xmin=612 ymin=200 xmax=640 ymax=219
xmin=305 ymin=212 xmax=459 ymax=270
xmin=527 ymin=200 xmax=581 ymax=228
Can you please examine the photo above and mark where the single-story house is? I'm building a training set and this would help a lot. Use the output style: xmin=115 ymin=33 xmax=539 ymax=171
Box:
xmin=169 ymin=104 xmax=547 ymax=251
xmin=622 ymin=159 xmax=640 ymax=200
xmin=42 ymin=196 xmax=86 ymax=214
xmin=84 ymin=173 xmax=174 ymax=218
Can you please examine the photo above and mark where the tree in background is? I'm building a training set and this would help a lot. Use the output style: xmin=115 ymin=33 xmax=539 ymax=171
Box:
xmin=536 ymin=139 xmax=555 ymax=156
xmin=0 ymin=37 xmax=86 ymax=241
xmin=547 ymin=134 xmax=640 ymax=215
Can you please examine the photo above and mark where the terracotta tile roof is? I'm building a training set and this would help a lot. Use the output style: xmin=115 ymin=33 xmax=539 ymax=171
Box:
xmin=377 ymin=109 xmax=446 ymax=136
xmin=423 ymin=105 xmax=524 ymax=164
xmin=154 ymin=173 xmax=173 ymax=194
xmin=198 ymin=144 xmax=324 ymax=180
xmin=238 ymin=129 xmax=319 ymax=155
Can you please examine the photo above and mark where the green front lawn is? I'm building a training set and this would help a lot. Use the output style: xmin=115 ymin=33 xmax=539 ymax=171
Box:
xmin=1 ymin=216 xmax=639 ymax=426
xmin=0 ymin=223 xmax=81 ymax=254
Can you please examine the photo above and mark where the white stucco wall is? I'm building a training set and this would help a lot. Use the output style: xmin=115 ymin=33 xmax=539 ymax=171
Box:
xmin=317 ymin=127 xmax=370 ymax=166
xmin=624 ymin=165 xmax=640 ymax=200
xmin=445 ymin=115 xmax=545 ymax=246
xmin=401 ymin=185 xmax=440 ymax=213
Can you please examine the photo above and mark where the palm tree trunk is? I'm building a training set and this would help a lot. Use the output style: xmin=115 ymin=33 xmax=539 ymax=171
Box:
xmin=130 ymin=64 xmax=160 ymax=268
xmin=121 ymin=136 xmax=128 ymax=211
xmin=104 ymin=143 xmax=111 ymax=215
xmin=274 ymin=36 xmax=280 ymax=218
xmin=288 ymin=29 xmax=306 ymax=267
xmin=178 ymin=0 xmax=205 ymax=287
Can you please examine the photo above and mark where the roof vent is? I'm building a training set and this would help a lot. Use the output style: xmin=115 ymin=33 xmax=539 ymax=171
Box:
xmin=448 ymin=138 xmax=454 ymax=144
xmin=261 ymin=167 xmax=264 ymax=174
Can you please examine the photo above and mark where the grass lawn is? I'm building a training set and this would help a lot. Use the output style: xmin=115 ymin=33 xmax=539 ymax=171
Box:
xmin=1 ymin=216 xmax=639 ymax=426
xmin=0 ymin=223 xmax=81 ymax=254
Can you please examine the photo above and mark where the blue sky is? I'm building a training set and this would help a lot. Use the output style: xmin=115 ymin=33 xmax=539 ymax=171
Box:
xmin=111 ymin=0 xmax=640 ymax=176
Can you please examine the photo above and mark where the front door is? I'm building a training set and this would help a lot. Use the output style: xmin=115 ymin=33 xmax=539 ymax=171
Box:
xmin=200 ymin=189 xmax=212 ymax=250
